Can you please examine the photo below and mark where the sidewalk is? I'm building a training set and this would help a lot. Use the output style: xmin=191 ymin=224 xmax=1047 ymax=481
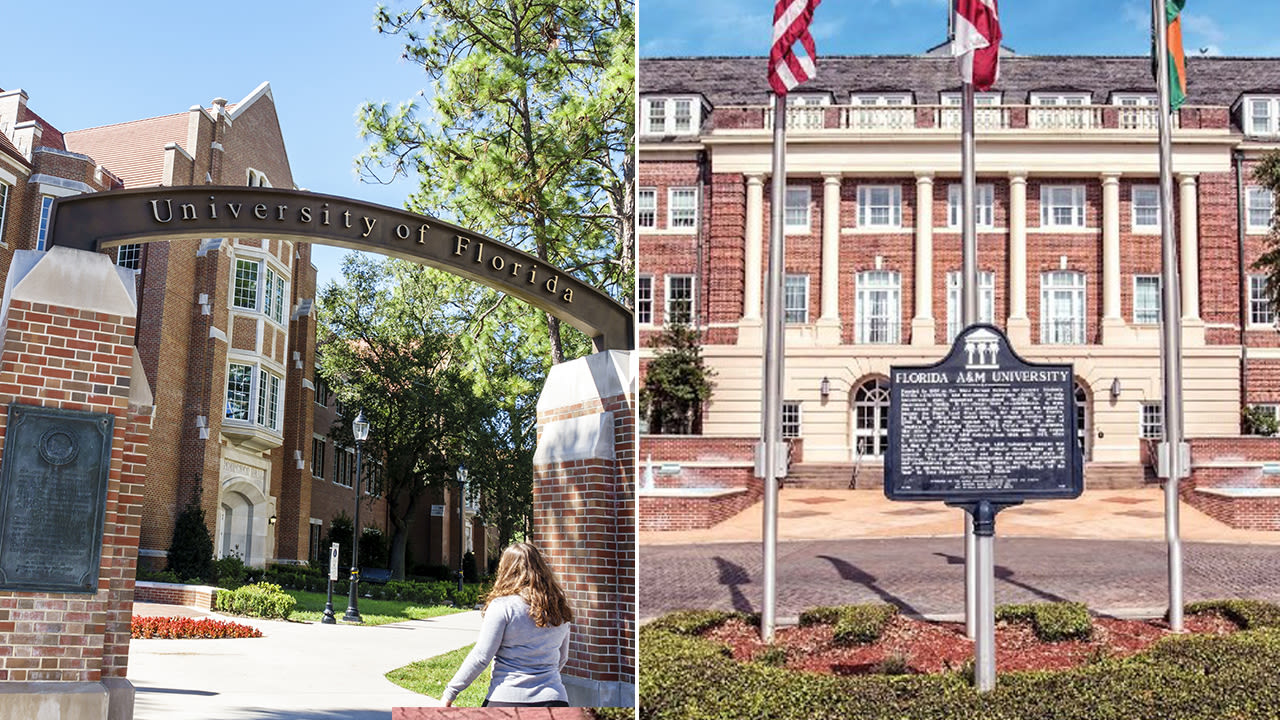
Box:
xmin=640 ymin=488 xmax=1280 ymax=546
xmin=129 ymin=607 xmax=483 ymax=720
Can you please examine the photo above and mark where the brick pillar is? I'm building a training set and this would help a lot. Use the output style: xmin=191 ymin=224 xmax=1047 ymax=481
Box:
xmin=0 ymin=247 xmax=153 ymax=719
xmin=531 ymin=350 xmax=634 ymax=707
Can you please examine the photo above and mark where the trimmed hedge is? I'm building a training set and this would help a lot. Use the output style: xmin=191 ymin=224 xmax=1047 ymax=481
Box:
xmin=1187 ymin=599 xmax=1280 ymax=630
xmin=215 ymin=582 xmax=297 ymax=620
xmin=799 ymin=603 xmax=898 ymax=644
xmin=996 ymin=601 xmax=1093 ymax=642
xmin=644 ymin=610 xmax=748 ymax=636
xmin=640 ymin=611 xmax=1280 ymax=719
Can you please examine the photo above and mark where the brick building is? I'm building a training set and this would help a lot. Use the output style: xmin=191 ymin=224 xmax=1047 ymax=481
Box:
xmin=637 ymin=52 xmax=1280 ymax=529
xmin=0 ymin=81 xmax=496 ymax=573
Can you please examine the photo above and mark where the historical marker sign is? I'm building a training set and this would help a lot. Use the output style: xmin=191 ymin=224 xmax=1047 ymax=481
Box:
xmin=0 ymin=404 xmax=114 ymax=593
xmin=886 ymin=325 xmax=1083 ymax=503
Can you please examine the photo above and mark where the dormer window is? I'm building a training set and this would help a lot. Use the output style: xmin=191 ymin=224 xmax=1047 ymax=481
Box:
xmin=1113 ymin=94 xmax=1159 ymax=130
xmin=850 ymin=93 xmax=912 ymax=106
xmin=1245 ymin=97 xmax=1280 ymax=136
xmin=847 ymin=94 xmax=913 ymax=130
xmin=642 ymin=97 xmax=701 ymax=136
xmin=939 ymin=92 xmax=1003 ymax=129
xmin=247 ymin=168 xmax=271 ymax=187
xmin=1029 ymin=93 xmax=1094 ymax=130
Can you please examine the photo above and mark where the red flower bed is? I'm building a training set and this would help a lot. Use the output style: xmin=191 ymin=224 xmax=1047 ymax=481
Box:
xmin=132 ymin=616 xmax=263 ymax=639
xmin=703 ymin=612 xmax=1238 ymax=675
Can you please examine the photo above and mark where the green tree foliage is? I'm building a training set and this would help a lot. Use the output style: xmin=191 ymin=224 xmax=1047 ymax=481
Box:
xmin=358 ymin=0 xmax=635 ymax=364
xmin=1252 ymin=152 xmax=1280 ymax=316
xmin=640 ymin=324 xmax=715 ymax=435
xmin=318 ymin=254 xmax=537 ymax=578
xmin=167 ymin=493 xmax=215 ymax=583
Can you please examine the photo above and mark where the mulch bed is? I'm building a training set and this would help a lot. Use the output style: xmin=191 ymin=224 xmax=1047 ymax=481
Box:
xmin=702 ymin=612 xmax=1239 ymax=675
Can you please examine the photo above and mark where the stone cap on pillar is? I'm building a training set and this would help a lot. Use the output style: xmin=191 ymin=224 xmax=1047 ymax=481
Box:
xmin=536 ymin=349 xmax=634 ymax=415
xmin=2 ymin=247 xmax=137 ymax=323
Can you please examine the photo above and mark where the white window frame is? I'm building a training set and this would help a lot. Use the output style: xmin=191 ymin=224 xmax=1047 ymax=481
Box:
xmin=116 ymin=243 xmax=142 ymax=271
xmin=781 ymin=401 xmax=801 ymax=439
xmin=946 ymin=183 xmax=995 ymax=229
xmin=784 ymin=185 xmax=811 ymax=233
xmin=1039 ymin=185 xmax=1087 ymax=229
xmin=1030 ymin=92 xmax=1091 ymax=106
xmin=1140 ymin=402 xmax=1164 ymax=440
xmin=1114 ymin=94 xmax=1160 ymax=130
xmin=945 ymin=270 xmax=995 ymax=342
xmin=642 ymin=96 xmax=701 ymax=136
xmin=856 ymin=185 xmax=903 ymax=228
xmin=36 ymin=195 xmax=54 ymax=251
xmin=664 ymin=274 xmax=694 ymax=325
xmin=1040 ymin=271 xmax=1087 ymax=344
xmin=311 ymin=435 xmax=327 ymax=479
xmin=667 ymin=187 xmax=698 ymax=230
xmin=855 ymin=270 xmax=901 ymax=344
xmin=939 ymin=92 xmax=1004 ymax=129
xmin=0 ymin=182 xmax=9 ymax=247
xmin=1133 ymin=275 xmax=1161 ymax=325
xmin=1246 ymin=97 xmax=1280 ymax=137
xmin=849 ymin=93 xmax=912 ymax=106
xmin=1247 ymin=186 xmax=1275 ymax=233
xmin=1131 ymin=185 xmax=1161 ymax=232
xmin=637 ymin=275 xmax=653 ymax=325
xmin=224 ymin=362 xmax=284 ymax=433
xmin=784 ymin=274 xmax=809 ymax=324
xmin=1249 ymin=274 xmax=1274 ymax=327
xmin=853 ymin=378 xmax=891 ymax=458
xmin=637 ymin=188 xmax=657 ymax=229
xmin=232 ymin=255 xmax=289 ymax=326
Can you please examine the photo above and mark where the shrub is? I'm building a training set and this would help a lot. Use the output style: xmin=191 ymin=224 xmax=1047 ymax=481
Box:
xmin=1187 ymin=599 xmax=1280 ymax=629
xmin=798 ymin=604 xmax=897 ymax=645
xmin=643 ymin=610 xmax=742 ymax=636
xmin=132 ymin=616 xmax=262 ymax=639
xmin=214 ymin=582 xmax=296 ymax=620
xmin=451 ymin=583 xmax=489 ymax=609
xmin=756 ymin=645 xmax=788 ymax=667
xmin=213 ymin=555 xmax=250 ymax=589
xmin=873 ymin=651 xmax=912 ymax=676
xmin=996 ymin=602 xmax=1092 ymax=642
xmin=167 ymin=495 xmax=215 ymax=584
xmin=137 ymin=568 xmax=180 ymax=584
xmin=639 ymin=618 xmax=1280 ymax=720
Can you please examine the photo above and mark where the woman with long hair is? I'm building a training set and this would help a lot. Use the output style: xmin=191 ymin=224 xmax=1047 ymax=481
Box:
xmin=442 ymin=542 xmax=574 ymax=707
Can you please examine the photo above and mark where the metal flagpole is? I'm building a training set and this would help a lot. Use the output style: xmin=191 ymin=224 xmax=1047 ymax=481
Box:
xmin=1152 ymin=0 xmax=1185 ymax=633
xmin=961 ymin=80 xmax=994 ymax=689
xmin=761 ymin=94 xmax=788 ymax=642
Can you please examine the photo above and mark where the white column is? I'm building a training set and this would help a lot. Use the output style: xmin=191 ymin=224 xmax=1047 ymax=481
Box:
xmin=1179 ymin=174 xmax=1200 ymax=320
xmin=911 ymin=173 xmax=936 ymax=345
xmin=817 ymin=173 xmax=842 ymax=344
xmin=1100 ymin=173 xmax=1126 ymax=345
xmin=743 ymin=174 xmax=765 ymax=321
xmin=1006 ymin=173 xmax=1030 ymax=345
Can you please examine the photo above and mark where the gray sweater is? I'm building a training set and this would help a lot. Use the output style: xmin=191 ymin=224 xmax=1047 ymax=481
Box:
xmin=443 ymin=594 xmax=571 ymax=705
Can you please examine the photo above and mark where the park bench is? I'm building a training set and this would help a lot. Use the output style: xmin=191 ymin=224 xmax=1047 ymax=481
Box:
xmin=361 ymin=568 xmax=393 ymax=584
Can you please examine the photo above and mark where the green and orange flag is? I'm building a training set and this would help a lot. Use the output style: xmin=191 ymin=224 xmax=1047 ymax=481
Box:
xmin=1156 ymin=0 xmax=1188 ymax=110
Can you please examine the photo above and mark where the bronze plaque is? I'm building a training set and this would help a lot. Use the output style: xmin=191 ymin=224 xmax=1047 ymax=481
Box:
xmin=0 ymin=404 xmax=114 ymax=593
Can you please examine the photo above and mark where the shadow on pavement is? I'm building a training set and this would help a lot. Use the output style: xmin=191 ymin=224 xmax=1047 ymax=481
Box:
xmin=135 ymin=687 xmax=218 ymax=697
xmin=817 ymin=555 xmax=920 ymax=615
xmin=932 ymin=551 xmax=1069 ymax=603
xmin=713 ymin=556 xmax=757 ymax=613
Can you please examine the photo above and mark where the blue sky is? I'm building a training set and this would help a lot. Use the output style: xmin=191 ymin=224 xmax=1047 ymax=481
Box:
xmin=3 ymin=1 xmax=428 ymax=289
xmin=640 ymin=0 xmax=1280 ymax=58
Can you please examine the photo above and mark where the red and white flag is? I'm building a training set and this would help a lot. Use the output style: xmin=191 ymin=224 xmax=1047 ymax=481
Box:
xmin=952 ymin=0 xmax=1001 ymax=90
xmin=769 ymin=0 xmax=821 ymax=95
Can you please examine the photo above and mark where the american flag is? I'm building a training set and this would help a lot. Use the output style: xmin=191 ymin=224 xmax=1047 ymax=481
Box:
xmin=953 ymin=0 xmax=1001 ymax=90
xmin=769 ymin=0 xmax=821 ymax=95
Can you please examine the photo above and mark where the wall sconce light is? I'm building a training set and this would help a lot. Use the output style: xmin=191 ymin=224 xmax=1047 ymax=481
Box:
xmin=268 ymin=515 xmax=277 ymax=526
xmin=1110 ymin=378 xmax=1122 ymax=399
xmin=820 ymin=376 xmax=831 ymax=399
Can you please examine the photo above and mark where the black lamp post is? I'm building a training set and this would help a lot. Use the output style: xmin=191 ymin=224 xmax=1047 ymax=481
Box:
xmin=456 ymin=464 xmax=468 ymax=589
xmin=343 ymin=409 xmax=370 ymax=623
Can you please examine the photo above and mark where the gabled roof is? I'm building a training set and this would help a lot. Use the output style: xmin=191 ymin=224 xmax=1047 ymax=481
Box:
xmin=63 ymin=113 xmax=189 ymax=188
xmin=639 ymin=55 xmax=1280 ymax=108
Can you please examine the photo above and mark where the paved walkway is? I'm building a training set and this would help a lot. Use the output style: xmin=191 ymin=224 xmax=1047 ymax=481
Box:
xmin=128 ymin=606 xmax=482 ymax=720
xmin=640 ymin=488 xmax=1280 ymax=546
xmin=640 ymin=536 xmax=1280 ymax=621
xmin=639 ymin=488 xmax=1280 ymax=622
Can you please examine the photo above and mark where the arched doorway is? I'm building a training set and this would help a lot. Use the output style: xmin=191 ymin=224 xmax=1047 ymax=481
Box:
xmin=850 ymin=376 xmax=891 ymax=460
xmin=1074 ymin=380 xmax=1092 ymax=462
xmin=219 ymin=492 xmax=255 ymax=561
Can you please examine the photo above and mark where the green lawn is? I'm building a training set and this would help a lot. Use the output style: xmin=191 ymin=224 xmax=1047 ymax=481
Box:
xmin=386 ymin=643 xmax=490 ymax=707
xmin=286 ymin=590 xmax=467 ymax=626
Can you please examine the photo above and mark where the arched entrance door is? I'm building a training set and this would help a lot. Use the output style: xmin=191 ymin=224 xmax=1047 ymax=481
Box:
xmin=1075 ymin=380 xmax=1092 ymax=462
xmin=220 ymin=492 xmax=255 ymax=561
xmin=850 ymin=377 xmax=891 ymax=461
